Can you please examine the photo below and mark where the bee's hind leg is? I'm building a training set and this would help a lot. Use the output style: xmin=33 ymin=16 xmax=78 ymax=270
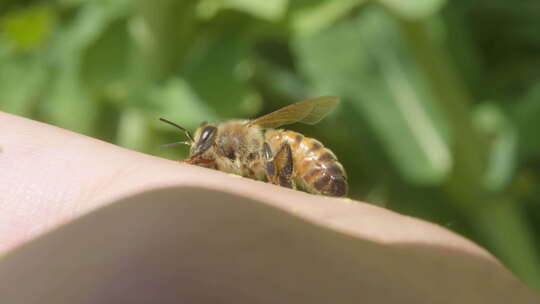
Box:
xmin=262 ymin=143 xmax=278 ymax=183
xmin=262 ymin=142 xmax=295 ymax=189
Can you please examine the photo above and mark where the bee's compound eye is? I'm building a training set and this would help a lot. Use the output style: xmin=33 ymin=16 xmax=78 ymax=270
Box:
xmin=194 ymin=125 xmax=217 ymax=155
xmin=200 ymin=126 xmax=216 ymax=141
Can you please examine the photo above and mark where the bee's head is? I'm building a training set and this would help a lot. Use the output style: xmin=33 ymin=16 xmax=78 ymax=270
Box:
xmin=190 ymin=123 xmax=217 ymax=158
xmin=159 ymin=118 xmax=217 ymax=164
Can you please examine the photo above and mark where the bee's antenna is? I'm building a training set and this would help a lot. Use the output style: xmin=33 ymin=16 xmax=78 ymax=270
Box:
xmin=160 ymin=141 xmax=191 ymax=149
xmin=159 ymin=117 xmax=194 ymax=142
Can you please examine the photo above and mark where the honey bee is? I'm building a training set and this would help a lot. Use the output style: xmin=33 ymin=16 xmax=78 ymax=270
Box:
xmin=160 ymin=96 xmax=348 ymax=197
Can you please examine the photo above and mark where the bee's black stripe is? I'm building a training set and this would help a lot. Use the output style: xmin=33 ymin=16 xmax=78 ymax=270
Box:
xmin=303 ymin=168 xmax=322 ymax=182
xmin=328 ymin=177 xmax=348 ymax=197
xmin=313 ymin=173 xmax=331 ymax=191
xmin=326 ymin=164 xmax=344 ymax=177
xmin=308 ymin=142 xmax=322 ymax=154
xmin=318 ymin=152 xmax=335 ymax=162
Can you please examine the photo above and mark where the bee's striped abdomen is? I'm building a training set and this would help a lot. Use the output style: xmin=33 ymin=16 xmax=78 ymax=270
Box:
xmin=265 ymin=130 xmax=348 ymax=197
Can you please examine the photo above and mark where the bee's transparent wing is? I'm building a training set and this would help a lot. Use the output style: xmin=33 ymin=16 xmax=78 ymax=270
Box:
xmin=246 ymin=96 xmax=339 ymax=129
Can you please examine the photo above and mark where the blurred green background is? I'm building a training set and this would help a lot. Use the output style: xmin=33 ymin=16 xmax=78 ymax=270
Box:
xmin=1 ymin=0 xmax=540 ymax=291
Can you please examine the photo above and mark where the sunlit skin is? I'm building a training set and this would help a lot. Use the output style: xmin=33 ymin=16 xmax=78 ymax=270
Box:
xmin=160 ymin=96 xmax=348 ymax=197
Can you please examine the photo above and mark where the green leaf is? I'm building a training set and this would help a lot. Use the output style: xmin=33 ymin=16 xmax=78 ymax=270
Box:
xmin=252 ymin=56 xmax=308 ymax=100
xmin=0 ymin=5 xmax=57 ymax=51
xmin=183 ymin=24 xmax=260 ymax=119
xmin=378 ymin=0 xmax=446 ymax=20
xmin=474 ymin=103 xmax=518 ymax=191
xmin=47 ymin=0 xmax=130 ymax=59
xmin=116 ymin=109 xmax=150 ymax=150
xmin=515 ymin=82 xmax=540 ymax=157
xmin=290 ymin=0 xmax=366 ymax=37
xmin=486 ymin=127 xmax=517 ymax=191
xmin=0 ymin=52 xmax=48 ymax=116
xmin=148 ymin=78 xmax=218 ymax=130
xmin=197 ymin=0 xmax=288 ymax=21
xmin=37 ymin=0 xmax=131 ymax=134
xmin=294 ymin=6 xmax=451 ymax=185
xmin=80 ymin=18 xmax=130 ymax=96
xmin=40 ymin=57 xmax=97 ymax=134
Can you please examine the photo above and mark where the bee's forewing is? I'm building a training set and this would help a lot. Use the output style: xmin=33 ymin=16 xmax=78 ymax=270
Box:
xmin=246 ymin=96 xmax=339 ymax=129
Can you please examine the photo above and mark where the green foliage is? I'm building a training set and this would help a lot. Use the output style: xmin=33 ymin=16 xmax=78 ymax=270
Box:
xmin=1 ymin=5 xmax=56 ymax=51
xmin=197 ymin=0 xmax=288 ymax=21
xmin=379 ymin=0 xmax=446 ymax=20
xmin=294 ymin=7 xmax=451 ymax=184
xmin=1 ymin=0 xmax=540 ymax=291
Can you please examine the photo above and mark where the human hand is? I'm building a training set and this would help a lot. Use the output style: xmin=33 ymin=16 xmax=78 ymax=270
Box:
xmin=0 ymin=112 xmax=538 ymax=303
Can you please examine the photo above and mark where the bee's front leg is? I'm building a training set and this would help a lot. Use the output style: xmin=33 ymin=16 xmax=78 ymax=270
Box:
xmin=262 ymin=142 xmax=295 ymax=189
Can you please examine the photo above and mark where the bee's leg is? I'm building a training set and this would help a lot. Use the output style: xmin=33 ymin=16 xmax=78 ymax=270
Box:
xmin=263 ymin=142 xmax=295 ymax=189
xmin=274 ymin=142 xmax=294 ymax=189
xmin=262 ymin=142 xmax=277 ymax=183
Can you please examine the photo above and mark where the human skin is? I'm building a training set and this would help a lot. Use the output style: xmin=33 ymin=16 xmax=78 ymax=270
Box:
xmin=0 ymin=111 xmax=538 ymax=303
